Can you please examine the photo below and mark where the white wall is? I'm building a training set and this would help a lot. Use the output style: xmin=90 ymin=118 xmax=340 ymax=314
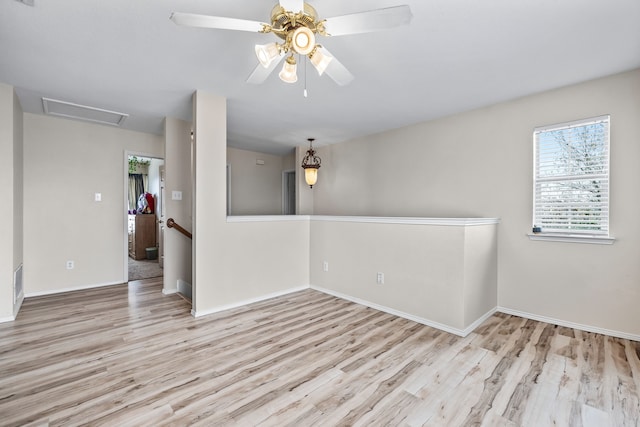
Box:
xmin=0 ymin=83 xmax=22 ymax=320
xmin=192 ymin=92 xmax=310 ymax=315
xmin=227 ymin=147 xmax=284 ymax=215
xmin=163 ymin=117 xmax=192 ymax=293
xmin=23 ymin=113 xmax=163 ymax=295
xmin=312 ymin=69 xmax=640 ymax=338
xmin=310 ymin=218 xmax=498 ymax=334
xmin=282 ymin=150 xmax=295 ymax=171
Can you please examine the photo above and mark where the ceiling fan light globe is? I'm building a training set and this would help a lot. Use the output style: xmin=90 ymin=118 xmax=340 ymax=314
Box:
xmin=279 ymin=56 xmax=298 ymax=83
xmin=291 ymin=26 xmax=315 ymax=55
xmin=309 ymin=46 xmax=333 ymax=76
xmin=255 ymin=43 xmax=280 ymax=68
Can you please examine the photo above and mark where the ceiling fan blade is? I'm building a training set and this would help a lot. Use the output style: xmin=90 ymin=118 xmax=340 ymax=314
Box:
xmin=319 ymin=47 xmax=355 ymax=86
xmin=322 ymin=5 xmax=412 ymax=36
xmin=279 ymin=0 xmax=304 ymax=13
xmin=246 ymin=54 xmax=285 ymax=84
xmin=170 ymin=12 xmax=266 ymax=32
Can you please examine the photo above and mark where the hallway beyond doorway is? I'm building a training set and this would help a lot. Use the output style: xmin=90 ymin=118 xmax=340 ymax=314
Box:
xmin=128 ymin=257 xmax=162 ymax=281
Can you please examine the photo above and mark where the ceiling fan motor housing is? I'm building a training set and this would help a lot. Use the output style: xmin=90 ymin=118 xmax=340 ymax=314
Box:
xmin=269 ymin=2 xmax=323 ymax=41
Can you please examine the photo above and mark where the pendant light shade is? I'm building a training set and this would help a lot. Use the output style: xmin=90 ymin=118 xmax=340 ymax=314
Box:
xmin=301 ymin=138 xmax=321 ymax=188
xmin=255 ymin=42 xmax=280 ymax=68
xmin=304 ymin=168 xmax=318 ymax=187
xmin=279 ymin=55 xmax=298 ymax=83
xmin=309 ymin=45 xmax=333 ymax=76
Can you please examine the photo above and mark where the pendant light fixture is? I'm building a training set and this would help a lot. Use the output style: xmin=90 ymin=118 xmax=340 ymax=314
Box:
xmin=301 ymin=138 xmax=321 ymax=188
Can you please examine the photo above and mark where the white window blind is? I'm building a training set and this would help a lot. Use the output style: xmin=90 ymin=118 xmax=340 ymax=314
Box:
xmin=533 ymin=115 xmax=610 ymax=235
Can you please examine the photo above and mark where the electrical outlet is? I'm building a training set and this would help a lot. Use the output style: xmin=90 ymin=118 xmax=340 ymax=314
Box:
xmin=376 ymin=272 xmax=384 ymax=284
xmin=94 ymin=192 xmax=102 ymax=202
xmin=323 ymin=261 xmax=329 ymax=272
xmin=66 ymin=260 xmax=74 ymax=270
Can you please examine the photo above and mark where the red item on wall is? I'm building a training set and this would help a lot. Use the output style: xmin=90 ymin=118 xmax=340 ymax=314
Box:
xmin=144 ymin=193 xmax=154 ymax=214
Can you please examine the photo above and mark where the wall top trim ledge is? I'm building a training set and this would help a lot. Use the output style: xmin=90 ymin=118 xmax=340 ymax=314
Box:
xmin=227 ymin=215 xmax=311 ymax=223
xmin=311 ymin=216 xmax=500 ymax=226
xmin=227 ymin=215 xmax=500 ymax=226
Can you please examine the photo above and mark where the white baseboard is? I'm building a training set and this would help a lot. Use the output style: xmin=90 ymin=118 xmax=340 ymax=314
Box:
xmin=16 ymin=278 xmax=638 ymax=343
xmin=24 ymin=280 xmax=125 ymax=298
xmin=0 ymin=315 xmax=15 ymax=323
xmin=311 ymin=285 xmax=495 ymax=337
xmin=13 ymin=295 xmax=24 ymax=319
xmin=498 ymin=306 xmax=640 ymax=342
xmin=191 ymin=285 xmax=310 ymax=318
xmin=176 ymin=279 xmax=191 ymax=299
xmin=162 ymin=288 xmax=178 ymax=295
xmin=462 ymin=307 xmax=498 ymax=336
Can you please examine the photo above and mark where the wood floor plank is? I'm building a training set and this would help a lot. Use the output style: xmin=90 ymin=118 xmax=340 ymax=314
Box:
xmin=0 ymin=279 xmax=638 ymax=426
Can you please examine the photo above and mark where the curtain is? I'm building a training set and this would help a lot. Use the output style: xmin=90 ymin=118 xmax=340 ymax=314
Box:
xmin=128 ymin=174 xmax=146 ymax=211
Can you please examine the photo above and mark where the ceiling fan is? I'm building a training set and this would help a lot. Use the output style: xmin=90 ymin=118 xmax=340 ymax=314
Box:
xmin=170 ymin=1 xmax=412 ymax=87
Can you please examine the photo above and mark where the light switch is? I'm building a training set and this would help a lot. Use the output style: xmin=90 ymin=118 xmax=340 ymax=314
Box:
xmin=172 ymin=191 xmax=183 ymax=201
xmin=94 ymin=193 xmax=102 ymax=202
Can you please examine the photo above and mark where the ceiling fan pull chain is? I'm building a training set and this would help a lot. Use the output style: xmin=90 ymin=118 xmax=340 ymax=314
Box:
xmin=303 ymin=54 xmax=308 ymax=98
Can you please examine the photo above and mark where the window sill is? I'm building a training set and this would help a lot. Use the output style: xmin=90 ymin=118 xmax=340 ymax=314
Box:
xmin=527 ymin=233 xmax=615 ymax=245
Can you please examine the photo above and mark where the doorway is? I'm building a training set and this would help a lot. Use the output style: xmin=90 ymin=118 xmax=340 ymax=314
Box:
xmin=282 ymin=169 xmax=296 ymax=215
xmin=126 ymin=153 xmax=165 ymax=282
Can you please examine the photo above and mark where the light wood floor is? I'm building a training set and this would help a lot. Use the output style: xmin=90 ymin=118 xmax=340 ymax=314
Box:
xmin=1 ymin=280 xmax=638 ymax=426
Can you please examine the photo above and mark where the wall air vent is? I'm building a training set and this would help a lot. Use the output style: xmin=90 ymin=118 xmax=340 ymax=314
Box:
xmin=42 ymin=97 xmax=129 ymax=127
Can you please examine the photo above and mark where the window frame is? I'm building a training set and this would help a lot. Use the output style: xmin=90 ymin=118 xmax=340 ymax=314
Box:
xmin=529 ymin=115 xmax=614 ymax=245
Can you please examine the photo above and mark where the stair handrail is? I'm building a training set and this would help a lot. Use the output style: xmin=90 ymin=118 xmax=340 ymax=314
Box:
xmin=166 ymin=218 xmax=192 ymax=240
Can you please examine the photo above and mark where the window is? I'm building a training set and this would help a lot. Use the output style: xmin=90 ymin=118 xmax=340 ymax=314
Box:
xmin=532 ymin=115 xmax=611 ymax=242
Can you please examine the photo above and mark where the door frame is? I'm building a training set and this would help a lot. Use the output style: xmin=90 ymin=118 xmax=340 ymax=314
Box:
xmin=123 ymin=150 xmax=165 ymax=282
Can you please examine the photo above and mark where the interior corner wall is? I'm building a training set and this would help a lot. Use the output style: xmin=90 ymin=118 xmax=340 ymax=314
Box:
xmin=311 ymin=69 xmax=640 ymax=338
xmin=192 ymin=92 xmax=310 ymax=316
xmin=226 ymin=147 xmax=284 ymax=215
xmin=23 ymin=113 xmax=163 ymax=295
xmin=283 ymin=150 xmax=295 ymax=171
xmin=163 ymin=117 xmax=192 ymax=293
xmin=0 ymin=83 xmax=17 ymax=320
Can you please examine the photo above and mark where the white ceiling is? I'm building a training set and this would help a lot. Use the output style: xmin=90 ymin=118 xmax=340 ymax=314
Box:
xmin=1 ymin=0 xmax=639 ymax=155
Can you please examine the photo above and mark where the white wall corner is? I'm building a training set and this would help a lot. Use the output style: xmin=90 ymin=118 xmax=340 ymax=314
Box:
xmin=461 ymin=307 xmax=498 ymax=337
